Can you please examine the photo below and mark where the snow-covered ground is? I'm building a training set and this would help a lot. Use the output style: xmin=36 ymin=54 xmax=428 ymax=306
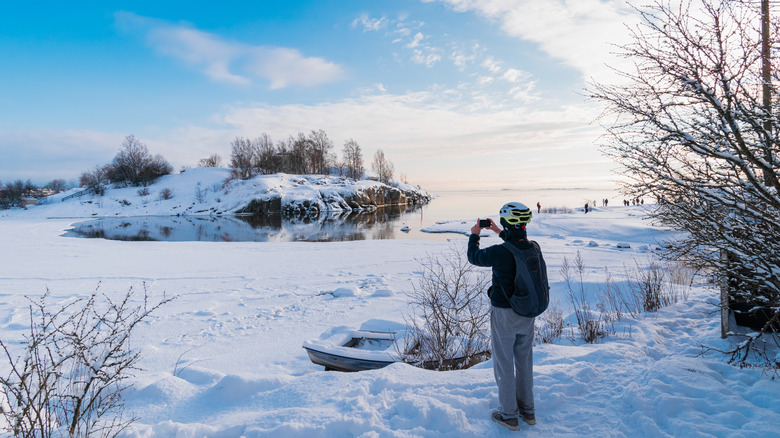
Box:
xmin=1 ymin=175 xmax=779 ymax=437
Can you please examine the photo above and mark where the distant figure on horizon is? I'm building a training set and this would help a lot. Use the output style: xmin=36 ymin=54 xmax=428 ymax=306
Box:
xmin=536 ymin=202 xmax=541 ymax=214
xmin=584 ymin=203 xmax=589 ymax=214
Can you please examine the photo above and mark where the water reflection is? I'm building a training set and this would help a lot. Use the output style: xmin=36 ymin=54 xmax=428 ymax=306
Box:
xmin=63 ymin=204 xmax=437 ymax=242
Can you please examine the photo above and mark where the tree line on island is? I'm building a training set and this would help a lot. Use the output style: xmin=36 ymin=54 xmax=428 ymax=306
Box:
xmin=0 ymin=130 xmax=400 ymax=208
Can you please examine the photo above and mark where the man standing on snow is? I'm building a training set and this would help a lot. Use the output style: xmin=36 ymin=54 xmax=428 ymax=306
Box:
xmin=467 ymin=202 xmax=541 ymax=431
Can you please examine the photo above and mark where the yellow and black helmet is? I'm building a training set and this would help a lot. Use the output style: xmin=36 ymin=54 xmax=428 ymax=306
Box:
xmin=499 ymin=202 xmax=532 ymax=227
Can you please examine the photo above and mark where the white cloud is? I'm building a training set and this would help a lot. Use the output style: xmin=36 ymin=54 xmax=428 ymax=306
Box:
xmin=407 ymin=32 xmax=425 ymax=49
xmin=481 ymin=56 xmax=502 ymax=74
xmin=451 ymin=44 xmax=479 ymax=69
xmin=114 ymin=11 xmax=344 ymax=89
xmin=351 ymin=15 xmax=389 ymax=32
xmin=502 ymin=68 xmax=530 ymax=83
xmin=426 ymin=0 xmax=639 ymax=79
xmin=508 ymin=82 xmax=540 ymax=103
xmin=477 ymin=76 xmax=494 ymax=85
xmin=384 ymin=18 xmax=448 ymax=68
xmin=246 ymin=47 xmax=344 ymax=90
xmin=411 ymin=49 xmax=443 ymax=67
xmin=147 ymin=25 xmax=250 ymax=85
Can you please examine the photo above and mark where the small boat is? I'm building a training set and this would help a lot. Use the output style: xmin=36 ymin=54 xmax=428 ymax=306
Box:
xmin=303 ymin=319 xmax=492 ymax=372
xmin=303 ymin=320 xmax=406 ymax=372
xmin=400 ymin=225 xmax=410 ymax=232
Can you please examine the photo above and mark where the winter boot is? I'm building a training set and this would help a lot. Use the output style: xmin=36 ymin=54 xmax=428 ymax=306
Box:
xmin=491 ymin=411 xmax=520 ymax=431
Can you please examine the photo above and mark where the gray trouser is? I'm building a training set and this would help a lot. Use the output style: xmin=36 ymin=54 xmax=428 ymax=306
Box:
xmin=491 ymin=306 xmax=535 ymax=418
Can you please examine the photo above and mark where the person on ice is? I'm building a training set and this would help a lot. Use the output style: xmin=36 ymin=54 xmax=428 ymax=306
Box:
xmin=467 ymin=202 xmax=548 ymax=431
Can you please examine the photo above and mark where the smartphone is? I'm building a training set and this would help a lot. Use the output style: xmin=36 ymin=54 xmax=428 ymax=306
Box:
xmin=479 ymin=219 xmax=491 ymax=228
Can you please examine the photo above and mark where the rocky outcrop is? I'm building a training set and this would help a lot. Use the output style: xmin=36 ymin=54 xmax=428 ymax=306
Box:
xmin=234 ymin=196 xmax=282 ymax=215
xmin=237 ymin=182 xmax=430 ymax=216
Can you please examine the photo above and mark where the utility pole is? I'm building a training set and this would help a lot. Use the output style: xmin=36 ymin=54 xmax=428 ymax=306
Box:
xmin=762 ymin=0 xmax=774 ymax=185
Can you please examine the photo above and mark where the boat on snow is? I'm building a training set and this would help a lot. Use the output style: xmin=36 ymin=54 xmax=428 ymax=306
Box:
xmin=302 ymin=320 xmax=406 ymax=372
xmin=302 ymin=319 xmax=491 ymax=372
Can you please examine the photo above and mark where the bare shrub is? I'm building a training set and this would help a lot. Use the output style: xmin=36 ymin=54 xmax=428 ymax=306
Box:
xmin=158 ymin=188 xmax=173 ymax=200
xmin=0 ymin=285 xmax=174 ymax=437
xmin=535 ymin=300 xmax=565 ymax=344
xmin=625 ymin=260 xmax=689 ymax=313
xmin=561 ymin=252 xmax=612 ymax=343
xmin=195 ymin=182 xmax=205 ymax=204
xmin=137 ymin=187 xmax=150 ymax=197
xmin=705 ymin=327 xmax=780 ymax=371
xmin=401 ymin=245 xmax=491 ymax=370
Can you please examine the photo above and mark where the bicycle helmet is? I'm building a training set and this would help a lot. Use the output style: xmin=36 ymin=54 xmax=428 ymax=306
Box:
xmin=499 ymin=202 xmax=532 ymax=228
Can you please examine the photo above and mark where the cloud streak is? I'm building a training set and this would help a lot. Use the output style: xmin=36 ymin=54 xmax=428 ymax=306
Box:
xmin=114 ymin=11 xmax=345 ymax=89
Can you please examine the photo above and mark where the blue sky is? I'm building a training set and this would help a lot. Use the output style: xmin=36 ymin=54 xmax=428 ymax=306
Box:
xmin=0 ymin=0 xmax=640 ymax=191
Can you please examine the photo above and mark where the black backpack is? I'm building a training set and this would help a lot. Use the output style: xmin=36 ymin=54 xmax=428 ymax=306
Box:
xmin=501 ymin=241 xmax=550 ymax=318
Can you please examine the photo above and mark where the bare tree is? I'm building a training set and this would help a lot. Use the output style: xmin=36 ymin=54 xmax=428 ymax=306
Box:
xmin=0 ymin=179 xmax=36 ymax=208
xmin=79 ymin=165 xmax=109 ymax=195
xmin=229 ymin=137 xmax=255 ymax=180
xmin=45 ymin=179 xmax=67 ymax=193
xmin=288 ymin=133 xmax=310 ymax=175
xmin=306 ymin=129 xmax=335 ymax=175
xmin=197 ymin=154 xmax=222 ymax=168
xmin=372 ymin=149 xmax=395 ymax=184
xmin=253 ymin=133 xmax=280 ymax=175
xmin=589 ymin=0 xmax=779 ymax=366
xmin=341 ymin=138 xmax=365 ymax=180
xmin=109 ymin=135 xmax=172 ymax=186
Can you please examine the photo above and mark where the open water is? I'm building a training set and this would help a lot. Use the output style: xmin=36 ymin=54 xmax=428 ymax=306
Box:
xmin=64 ymin=188 xmax=617 ymax=242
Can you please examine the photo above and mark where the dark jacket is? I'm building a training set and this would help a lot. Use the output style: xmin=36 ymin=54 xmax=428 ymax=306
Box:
xmin=467 ymin=229 xmax=534 ymax=308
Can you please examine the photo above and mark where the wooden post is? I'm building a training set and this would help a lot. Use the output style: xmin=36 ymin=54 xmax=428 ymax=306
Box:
xmin=720 ymin=249 xmax=731 ymax=338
